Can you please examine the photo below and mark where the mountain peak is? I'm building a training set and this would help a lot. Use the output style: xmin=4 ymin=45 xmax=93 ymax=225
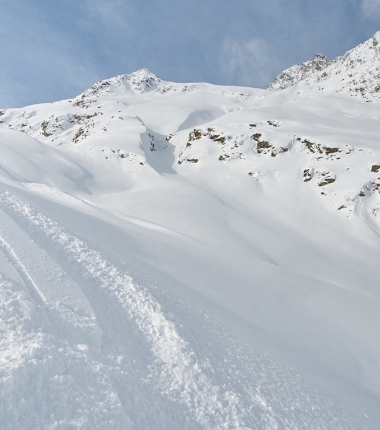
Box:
xmin=71 ymin=68 xmax=165 ymax=108
xmin=122 ymin=68 xmax=162 ymax=93
xmin=127 ymin=68 xmax=157 ymax=80
xmin=373 ymin=30 xmax=380 ymax=47
xmin=268 ymin=31 xmax=380 ymax=100
xmin=267 ymin=54 xmax=331 ymax=91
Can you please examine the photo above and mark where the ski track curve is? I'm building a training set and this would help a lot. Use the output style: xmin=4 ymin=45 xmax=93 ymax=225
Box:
xmin=0 ymin=208 xmax=100 ymax=345
xmin=0 ymin=192 xmax=249 ymax=429
xmin=0 ymin=191 xmax=360 ymax=429
xmin=0 ymin=272 xmax=131 ymax=430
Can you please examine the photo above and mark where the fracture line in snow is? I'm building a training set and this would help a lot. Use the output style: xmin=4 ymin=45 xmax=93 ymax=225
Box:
xmin=0 ymin=192 xmax=253 ymax=429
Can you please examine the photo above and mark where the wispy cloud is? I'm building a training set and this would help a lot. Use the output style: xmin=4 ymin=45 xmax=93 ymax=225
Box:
xmin=84 ymin=0 xmax=132 ymax=33
xmin=360 ymin=0 xmax=380 ymax=19
xmin=219 ymin=38 xmax=279 ymax=88
xmin=0 ymin=9 xmax=99 ymax=107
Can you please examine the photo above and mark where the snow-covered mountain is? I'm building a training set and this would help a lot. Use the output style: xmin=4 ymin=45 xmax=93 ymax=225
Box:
xmin=0 ymin=33 xmax=380 ymax=429
xmin=268 ymin=31 xmax=380 ymax=101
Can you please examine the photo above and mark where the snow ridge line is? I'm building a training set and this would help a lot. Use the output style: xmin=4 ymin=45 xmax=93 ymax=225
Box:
xmin=0 ymin=192 xmax=252 ymax=429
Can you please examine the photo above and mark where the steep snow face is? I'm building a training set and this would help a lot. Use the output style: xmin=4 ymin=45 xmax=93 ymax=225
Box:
xmin=268 ymin=31 xmax=380 ymax=101
xmin=173 ymin=93 xmax=380 ymax=223
xmin=0 ymin=33 xmax=380 ymax=429
xmin=2 ymin=87 xmax=380 ymax=223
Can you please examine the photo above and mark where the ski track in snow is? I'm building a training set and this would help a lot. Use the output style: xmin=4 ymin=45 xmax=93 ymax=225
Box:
xmin=0 ymin=192 xmax=248 ymax=429
xmin=0 ymin=191 xmax=360 ymax=429
xmin=0 ymin=208 xmax=99 ymax=340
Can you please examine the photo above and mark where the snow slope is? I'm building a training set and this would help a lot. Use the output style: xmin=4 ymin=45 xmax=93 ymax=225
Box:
xmin=0 ymin=34 xmax=380 ymax=429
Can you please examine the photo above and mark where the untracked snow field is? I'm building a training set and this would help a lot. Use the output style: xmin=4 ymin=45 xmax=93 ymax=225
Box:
xmin=0 ymin=52 xmax=380 ymax=429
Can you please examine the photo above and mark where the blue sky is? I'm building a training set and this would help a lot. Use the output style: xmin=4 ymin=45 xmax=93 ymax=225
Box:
xmin=1 ymin=0 xmax=379 ymax=108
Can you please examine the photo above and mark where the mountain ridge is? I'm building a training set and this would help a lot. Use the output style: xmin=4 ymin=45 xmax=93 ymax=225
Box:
xmin=268 ymin=31 xmax=380 ymax=101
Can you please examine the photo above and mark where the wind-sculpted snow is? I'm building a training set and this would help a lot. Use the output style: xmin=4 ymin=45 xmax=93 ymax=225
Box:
xmin=0 ymin=192 xmax=359 ymax=429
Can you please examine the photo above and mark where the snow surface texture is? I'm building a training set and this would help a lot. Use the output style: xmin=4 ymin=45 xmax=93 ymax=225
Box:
xmin=0 ymin=32 xmax=380 ymax=429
